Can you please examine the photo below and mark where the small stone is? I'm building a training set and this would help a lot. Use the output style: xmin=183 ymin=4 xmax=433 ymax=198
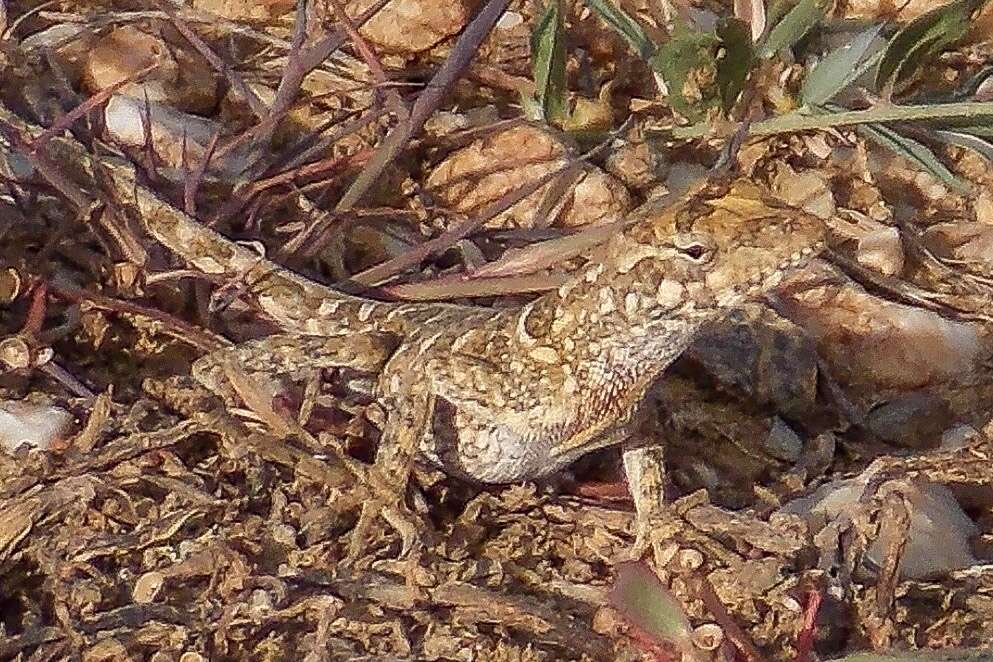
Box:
xmin=940 ymin=424 xmax=980 ymax=450
xmin=496 ymin=11 xmax=524 ymax=30
xmin=856 ymin=225 xmax=904 ymax=276
xmin=692 ymin=623 xmax=724 ymax=651
xmin=976 ymin=189 xmax=993 ymax=225
xmin=772 ymin=167 xmax=836 ymax=219
xmin=676 ymin=548 xmax=704 ymax=571
xmin=781 ymin=473 xmax=978 ymax=579
xmin=0 ymin=268 xmax=21 ymax=304
xmin=656 ymin=280 xmax=685 ymax=309
xmin=248 ymin=589 xmax=273 ymax=617
xmin=0 ymin=336 xmax=32 ymax=370
xmin=604 ymin=141 xmax=670 ymax=190
xmin=591 ymin=606 xmax=621 ymax=635
xmin=352 ymin=0 xmax=472 ymax=54
xmin=865 ymin=391 xmax=951 ymax=450
xmin=271 ymin=524 xmax=298 ymax=548
xmin=133 ymin=571 xmax=165 ymax=603
xmin=83 ymin=639 xmax=129 ymax=662
xmin=796 ymin=431 xmax=837 ymax=477
xmin=665 ymin=162 xmax=709 ymax=197
xmin=763 ymin=417 xmax=803 ymax=463
xmin=529 ymin=347 xmax=559 ymax=364
xmin=427 ymin=125 xmax=631 ymax=229
xmin=779 ymin=595 xmax=803 ymax=613
xmin=781 ymin=266 xmax=981 ymax=389
xmin=0 ymin=399 xmax=73 ymax=453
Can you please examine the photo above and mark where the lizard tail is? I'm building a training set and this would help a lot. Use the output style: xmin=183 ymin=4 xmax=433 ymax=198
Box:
xmin=0 ymin=100 xmax=449 ymax=339
xmin=102 ymin=160 xmax=436 ymax=337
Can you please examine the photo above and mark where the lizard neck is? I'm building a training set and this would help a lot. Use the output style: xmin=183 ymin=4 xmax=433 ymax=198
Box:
xmin=517 ymin=255 xmax=722 ymax=373
xmin=492 ymin=256 xmax=721 ymax=460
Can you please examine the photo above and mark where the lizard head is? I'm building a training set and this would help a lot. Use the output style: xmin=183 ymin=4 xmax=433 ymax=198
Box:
xmin=607 ymin=179 xmax=827 ymax=318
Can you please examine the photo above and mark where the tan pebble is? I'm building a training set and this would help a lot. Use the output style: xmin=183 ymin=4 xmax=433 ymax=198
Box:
xmin=692 ymin=623 xmax=724 ymax=651
xmin=592 ymin=606 xmax=621 ymax=635
xmin=676 ymin=548 xmax=703 ymax=571
xmin=656 ymin=279 xmax=685 ymax=309
xmin=133 ymin=571 xmax=165 ymax=603
xmin=624 ymin=292 xmax=640 ymax=317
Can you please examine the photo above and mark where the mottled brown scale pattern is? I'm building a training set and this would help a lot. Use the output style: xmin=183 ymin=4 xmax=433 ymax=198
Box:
xmin=0 ymin=99 xmax=835 ymax=557
xmin=102 ymin=151 xmax=826 ymax=502
xmin=342 ymin=182 xmax=826 ymax=482
xmin=521 ymin=299 xmax=556 ymax=341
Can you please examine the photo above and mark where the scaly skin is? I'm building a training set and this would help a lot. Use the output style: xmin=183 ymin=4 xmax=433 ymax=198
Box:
xmin=399 ymin=184 xmax=825 ymax=483
xmin=108 ymin=161 xmax=824 ymax=481
xmin=0 ymin=101 xmax=826 ymax=556
xmin=115 ymin=163 xmax=825 ymax=505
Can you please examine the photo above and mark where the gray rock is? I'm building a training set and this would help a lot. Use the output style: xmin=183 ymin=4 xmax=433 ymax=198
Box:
xmin=682 ymin=304 xmax=820 ymax=418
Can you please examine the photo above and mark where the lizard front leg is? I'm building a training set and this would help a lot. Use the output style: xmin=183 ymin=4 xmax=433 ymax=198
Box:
xmin=351 ymin=382 xmax=435 ymax=558
xmin=622 ymin=440 xmax=671 ymax=566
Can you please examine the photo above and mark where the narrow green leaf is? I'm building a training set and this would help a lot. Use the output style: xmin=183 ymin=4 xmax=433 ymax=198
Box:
xmin=874 ymin=0 xmax=988 ymax=92
xmin=758 ymin=0 xmax=829 ymax=59
xmin=716 ymin=17 xmax=754 ymax=113
xmin=932 ymin=129 xmax=993 ymax=164
xmin=956 ymin=65 xmax=993 ymax=100
xmin=801 ymin=23 xmax=884 ymax=105
xmin=856 ymin=121 xmax=971 ymax=193
xmin=668 ymin=100 xmax=993 ymax=139
xmin=531 ymin=0 xmax=568 ymax=124
xmin=942 ymin=123 xmax=993 ymax=138
xmin=765 ymin=0 xmax=795 ymax=29
xmin=580 ymin=0 xmax=656 ymax=60
xmin=649 ymin=27 xmax=720 ymax=119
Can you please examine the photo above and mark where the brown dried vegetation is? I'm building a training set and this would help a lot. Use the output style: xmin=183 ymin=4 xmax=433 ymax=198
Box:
xmin=2 ymin=1 xmax=993 ymax=660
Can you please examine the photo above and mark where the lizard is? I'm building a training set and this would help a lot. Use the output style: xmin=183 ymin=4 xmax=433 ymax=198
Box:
xmin=0 ymin=101 xmax=826 ymax=558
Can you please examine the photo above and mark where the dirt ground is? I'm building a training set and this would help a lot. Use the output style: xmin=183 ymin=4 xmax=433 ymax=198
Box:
xmin=3 ymin=0 xmax=993 ymax=660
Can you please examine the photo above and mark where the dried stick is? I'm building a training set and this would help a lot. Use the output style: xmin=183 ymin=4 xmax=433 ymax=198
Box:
xmin=334 ymin=0 xmax=512 ymax=212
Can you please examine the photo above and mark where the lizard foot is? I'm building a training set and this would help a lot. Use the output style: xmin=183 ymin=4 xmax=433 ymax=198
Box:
xmin=629 ymin=507 xmax=687 ymax=570
xmin=622 ymin=443 xmax=675 ymax=569
xmin=345 ymin=492 xmax=425 ymax=563
xmin=344 ymin=384 xmax=434 ymax=561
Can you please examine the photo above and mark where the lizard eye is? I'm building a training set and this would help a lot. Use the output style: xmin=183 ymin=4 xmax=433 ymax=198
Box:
xmin=674 ymin=235 xmax=715 ymax=263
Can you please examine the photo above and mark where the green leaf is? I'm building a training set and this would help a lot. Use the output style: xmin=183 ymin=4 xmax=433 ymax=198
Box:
xmin=609 ymin=562 xmax=694 ymax=651
xmin=801 ymin=23 xmax=884 ymax=105
xmin=874 ymin=0 xmax=989 ymax=92
xmin=956 ymin=65 xmax=993 ymax=100
xmin=765 ymin=0 xmax=795 ymax=29
xmin=531 ymin=0 xmax=568 ymax=124
xmin=716 ymin=18 xmax=755 ymax=113
xmin=580 ymin=0 xmax=656 ymax=61
xmin=856 ymin=121 xmax=971 ymax=193
xmin=932 ymin=129 xmax=993 ymax=164
xmin=669 ymin=100 xmax=993 ymax=139
xmin=649 ymin=26 xmax=720 ymax=119
xmin=758 ymin=0 xmax=830 ymax=59
xmin=942 ymin=123 xmax=993 ymax=138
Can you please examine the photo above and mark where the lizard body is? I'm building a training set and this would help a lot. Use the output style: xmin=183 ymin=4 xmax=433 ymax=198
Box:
xmin=0 ymin=102 xmax=826 ymax=554
xmin=124 ymin=169 xmax=824 ymax=484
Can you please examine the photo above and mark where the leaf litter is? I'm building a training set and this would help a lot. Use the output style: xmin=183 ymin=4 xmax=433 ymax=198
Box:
xmin=2 ymin=0 xmax=993 ymax=660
